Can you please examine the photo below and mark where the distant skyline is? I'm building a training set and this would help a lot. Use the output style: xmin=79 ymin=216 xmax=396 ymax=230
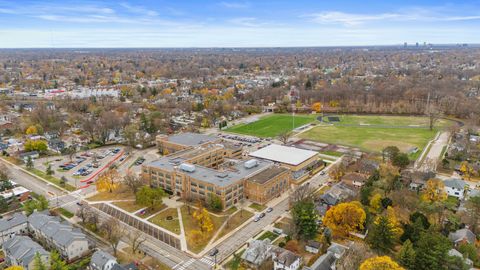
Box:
xmin=0 ymin=0 xmax=480 ymax=48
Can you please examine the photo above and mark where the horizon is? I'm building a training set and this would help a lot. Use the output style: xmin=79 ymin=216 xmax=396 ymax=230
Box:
xmin=1 ymin=0 xmax=480 ymax=48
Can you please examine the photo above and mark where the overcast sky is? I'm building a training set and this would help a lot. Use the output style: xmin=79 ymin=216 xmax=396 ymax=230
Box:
xmin=1 ymin=0 xmax=480 ymax=48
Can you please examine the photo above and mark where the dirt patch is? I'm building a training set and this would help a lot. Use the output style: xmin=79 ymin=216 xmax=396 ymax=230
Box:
xmin=362 ymin=140 xmax=414 ymax=152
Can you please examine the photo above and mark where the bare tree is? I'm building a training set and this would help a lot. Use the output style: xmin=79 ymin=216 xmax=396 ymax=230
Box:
xmin=277 ymin=130 xmax=292 ymax=145
xmin=426 ymin=105 xmax=443 ymax=131
xmin=0 ymin=164 xmax=10 ymax=181
xmin=123 ymin=170 xmax=143 ymax=193
xmin=101 ymin=217 xmax=124 ymax=256
xmin=128 ymin=230 xmax=147 ymax=254
xmin=336 ymin=242 xmax=374 ymax=270
xmin=289 ymin=184 xmax=315 ymax=206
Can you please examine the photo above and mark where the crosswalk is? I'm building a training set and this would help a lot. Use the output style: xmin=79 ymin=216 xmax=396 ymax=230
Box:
xmin=173 ymin=258 xmax=195 ymax=270
xmin=172 ymin=257 xmax=216 ymax=270
xmin=200 ymin=256 xmax=216 ymax=267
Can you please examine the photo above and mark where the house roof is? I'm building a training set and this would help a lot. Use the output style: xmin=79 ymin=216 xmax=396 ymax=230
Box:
xmin=3 ymin=236 xmax=49 ymax=267
xmin=271 ymin=246 xmax=301 ymax=267
xmin=0 ymin=212 xmax=27 ymax=232
xmin=342 ymin=172 xmax=367 ymax=183
xmin=91 ymin=250 xmax=117 ymax=269
xmin=249 ymin=144 xmax=318 ymax=166
xmin=306 ymin=240 xmax=322 ymax=249
xmin=444 ymin=179 xmax=467 ymax=190
xmin=448 ymin=228 xmax=476 ymax=244
xmin=241 ymin=239 xmax=271 ymax=266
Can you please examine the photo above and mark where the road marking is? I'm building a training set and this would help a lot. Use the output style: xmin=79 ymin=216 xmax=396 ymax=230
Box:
xmin=200 ymin=257 xmax=215 ymax=266
xmin=175 ymin=258 xmax=196 ymax=270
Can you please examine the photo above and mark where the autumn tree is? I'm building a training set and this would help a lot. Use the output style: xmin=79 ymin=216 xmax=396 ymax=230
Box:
xmin=465 ymin=195 xmax=480 ymax=233
xmin=368 ymin=208 xmax=403 ymax=253
xmin=49 ymin=251 xmax=68 ymax=270
xmin=323 ymin=201 xmax=366 ymax=237
xmin=128 ymin=230 xmax=147 ymax=254
xmin=96 ymin=168 xmax=120 ymax=193
xmin=311 ymin=102 xmax=322 ymax=113
xmin=123 ymin=170 xmax=143 ymax=193
xmin=376 ymin=163 xmax=400 ymax=194
xmin=5 ymin=266 xmax=24 ymax=270
xmin=277 ymin=130 xmax=292 ymax=145
xmin=329 ymin=163 xmax=346 ymax=182
xmin=192 ymin=203 xmax=214 ymax=233
xmin=336 ymin=242 xmax=375 ymax=270
xmin=100 ymin=217 xmax=124 ymax=256
xmin=359 ymin=256 xmax=404 ymax=270
xmin=421 ymin=179 xmax=447 ymax=203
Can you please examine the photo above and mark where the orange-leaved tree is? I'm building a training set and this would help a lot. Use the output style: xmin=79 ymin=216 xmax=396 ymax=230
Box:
xmin=360 ymin=256 xmax=404 ymax=270
xmin=323 ymin=201 xmax=366 ymax=237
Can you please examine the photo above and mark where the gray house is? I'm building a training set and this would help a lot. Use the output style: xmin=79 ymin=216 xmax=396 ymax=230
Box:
xmin=241 ymin=239 xmax=272 ymax=269
xmin=0 ymin=212 xmax=28 ymax=245
xmin=448 ymin=228 xmax=476 ymax=247
xmin=90 ymin=250 xmax=118 ymax=270
xmin=3 ymin=235 xmax=50 ymax=270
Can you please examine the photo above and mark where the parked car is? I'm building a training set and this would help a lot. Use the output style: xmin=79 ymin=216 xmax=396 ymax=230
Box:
xmin=266 ymin=207 xmax=273 ymax=213
xmin=253 ymin=217 xmax=260 ymax=222
xmin=209 ymin=248 xmax=219 ymax=257
xmin=259 ymin=212 xmax=265 ymax=218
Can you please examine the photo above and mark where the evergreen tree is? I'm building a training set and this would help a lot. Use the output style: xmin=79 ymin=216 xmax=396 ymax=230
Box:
xmin=50 ymin=251 xmax=68 ymax=270
xmin=368 ymin=215 xmax=396 ymax=253
xmin=397 ymin=239 xmax=416 ymax=269
xmin=292 ymin=199 xmax=318 ymax=240
xmin=26 ymin=156 xmax=34 ymax=169
xmin=414 ymin=231 xmax=452 ymax=270
xmin=33 ymin=252 xmax=47 ymax=270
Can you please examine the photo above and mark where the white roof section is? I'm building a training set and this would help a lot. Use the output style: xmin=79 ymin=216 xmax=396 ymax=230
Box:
xmin=249 ymin=144 xmax=317 ymax=166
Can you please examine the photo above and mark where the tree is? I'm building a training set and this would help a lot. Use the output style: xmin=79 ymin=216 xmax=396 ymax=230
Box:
xmin=33 ymin=252 xmax=48 ymax=270
xmin=50 ymin=251 xmax=68 ymax=270
xmin=26 ymin=125 xmax=38 ymax=135
xmin=458 ymin=243 xmax=479 ymax=266
xmin=206 ymin=193 xmax=223 ymax=211
xmin=278 ymin=130 xmax=292 ymax=145
xmin=284 ymin=240 xmax=301 ymax=253
xmin=96 ymin=169 xmax=120 ymax=193
xmin=5 ymin=266 xmax=24 ymax=270
xmin=382 ymin=146 xmax=400 ymax=162
xmin=397 ymin=240 xmax=416 ymax=270
xmin=360 ymin=185 xmax=373 ymax=206
xmin=192 ymin=203 xmax=214 ymax=233
xmin=101 ymin=217 xmax=124 ymax=256
xmin=24 ymin=140 xmax=48 ymax=153
xmin=368 ymin=215 xmax=397 ymax=253
xmin=336 ymin=242 xmax=375 ymax=270
xmin=0 ymin=197 xmax=8 ymax=213
xmin=329 ymin=163 xmax=346 ymax=182
xmin=123 ymin=171 xmax=143 ymax=193
xmin=135 ymin=186 xmax=165 ymax=210
xmin=291 ymin=199 xmax=318 ymax=240
xmin=128 ymin=230 xmax=147 ymax=254
xmin=311 ymin=102 xmax=322 ymax=113
xmin=414 ymin=231 xmax=452 ymax=270
xmin=323 ymin=201 xmax=366 ymax=237
xmin=465 ymin=195 xmax=480 ymax=233
xmin=376 ymin=163 xmax=400 ymax=194
xmin=392 ymin=153 xmax=410 ymax=169
xmin=421 ymin=179 xmax=447 ymax=203
xmin=23 ymin=195 xmax=49 ymax=215
xmin=370 ymin=193 xmax=382 ymax=213
xmin=46 ymin=164 xmax=54 ymax=176
xmin=359 ymin=256 xmax=404 ymax=270
xmin=426 ymin=105 xmax=443 ymax=131
xmin=26 ymin=156 xmax=34 ymax=169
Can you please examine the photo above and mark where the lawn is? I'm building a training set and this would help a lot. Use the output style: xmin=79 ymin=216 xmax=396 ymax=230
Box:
xmin=321 ymin=114 xmax=451 ymax=127
xmin=256 ymin=231 xmax=280 ymax=241
xmin=87 ymin=185 xmax=135 ymax=201
xmin=215 ymin=210 xmax=254 ymax=241
xmin=148 ymin=208 xmax=181 ymax=234
xmin=112 ymin=200 xmax=144 ymax=213
xmin=57 ymin=207 xmax=74 ymax=218
xmin=225 ymin=249 xmax=245 ymax=270
xmin=181 ymin=206 xmax=227 ymax=253
xmin=249 ymin=203 xmax=266 ymax=212
xmin=300 ymin=125 xmax=438 ymax=153
xmin=225 ymin=114 xmax=317 ymax=137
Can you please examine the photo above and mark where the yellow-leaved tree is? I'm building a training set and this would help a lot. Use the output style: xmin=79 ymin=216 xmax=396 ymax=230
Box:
xmin=96 ymin=168 xmax=120 ymax=193
xmin=369 ymin=193 xmax=382 ymax=213
xmin=5 ymin=266 xmax=25 ymax=270
xmin=360 ymin=256 xmax=404 ymax=270
xmin=192 ymin=203 xmax=214 ymax=233
xmin=311 ymin=102 xmax=322 ymax=113
xmin=421 ymin=179 xmax=447 ymax=203
xmin=323 ymin=201 xmax=366 ymax=237
xmin=25 ymin=125 xmax=38 ymax=135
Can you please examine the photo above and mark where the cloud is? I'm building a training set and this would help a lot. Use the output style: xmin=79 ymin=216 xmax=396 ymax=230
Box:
xmin=119 ymin=2 xmax=158 ymax=17
xmin=219 ymin=1 xmax=250 ymax=9
xmin=308 ymin=9 xmax=480 ymax=26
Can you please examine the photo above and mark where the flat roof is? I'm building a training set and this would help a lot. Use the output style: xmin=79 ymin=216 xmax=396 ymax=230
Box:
xmin=166 ymin=132 xmax=218 ymax=147
xmin=249 ymin=144 xmax=318 ymax=166
xmin=248 ymin=166 xmax=289 ymax=185
xmin=147 ymin=158 xmax=272 ymax=187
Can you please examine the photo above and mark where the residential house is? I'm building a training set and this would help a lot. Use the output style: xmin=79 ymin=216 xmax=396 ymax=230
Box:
xmin=3 ymin=235 xmax=50 ymax=270
xmin=342 ymin=172 xmax=367 ymax=188
xmin=444 ymin=179 xmax=467 ymax=199
xmin=28 ymin=212 xmax=90 ymax=262
xmin=271 ymin=246 xmax=302 ymax=270
xmin=305 ymin=240 xmax=322 ymax=254
xmin=448 ymin=228 xmax=476 ymax=247
xmin=0 ymin=213 xmax=28 ymax=245
xmin=320 ymin=182 xmax=356 ymax=206
xmin=0 ymin=186 xmax=31 ymax=203
xmin=241 ymin=239 xmax=272 ymax=269
xmin=303 ymin=242 xmax=348 ymax=270
xmin=448 ymin=248 xmax=474 ymax=268
xmin=90 ymin=250 xmax=118 ymax=270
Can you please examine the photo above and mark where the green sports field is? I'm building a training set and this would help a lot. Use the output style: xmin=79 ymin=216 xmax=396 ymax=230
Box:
xmin=225 ymin=114 xmax=317 ymax=137
xmin=321 ymin=114 xmax=451 ymax=128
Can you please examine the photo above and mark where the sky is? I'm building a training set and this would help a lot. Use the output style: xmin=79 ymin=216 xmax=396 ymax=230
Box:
xmin=0 ymin=0 xmax=480 ymax=48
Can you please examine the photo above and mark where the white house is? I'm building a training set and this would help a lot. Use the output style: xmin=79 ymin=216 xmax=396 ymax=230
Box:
xmin=0 ymin=213 xmax=28 ymax=245
xmin=271 ymin=246 xmax=302 ymax=270
xmin=305 ymin=240 xmax=321 ymax=254
xmin=90 ymin=250 xmax=118 ymax=270
xmin=444 ymin=178 xmax=467 ymax=199
xmin=28 ymin=212 xmax=90 ymax=262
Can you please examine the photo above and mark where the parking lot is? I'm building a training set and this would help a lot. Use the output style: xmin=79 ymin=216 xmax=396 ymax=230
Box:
xmin=34 ymin=146 xmax=129 ymax=188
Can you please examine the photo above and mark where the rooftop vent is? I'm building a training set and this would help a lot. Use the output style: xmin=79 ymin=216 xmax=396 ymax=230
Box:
xmin=216 ymin=173 xmax=229 ymax=178
xmin=244 ymin=159 xmax=258 ymax=169
xmin=179 ymin=163 xmax=196 ymax=172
